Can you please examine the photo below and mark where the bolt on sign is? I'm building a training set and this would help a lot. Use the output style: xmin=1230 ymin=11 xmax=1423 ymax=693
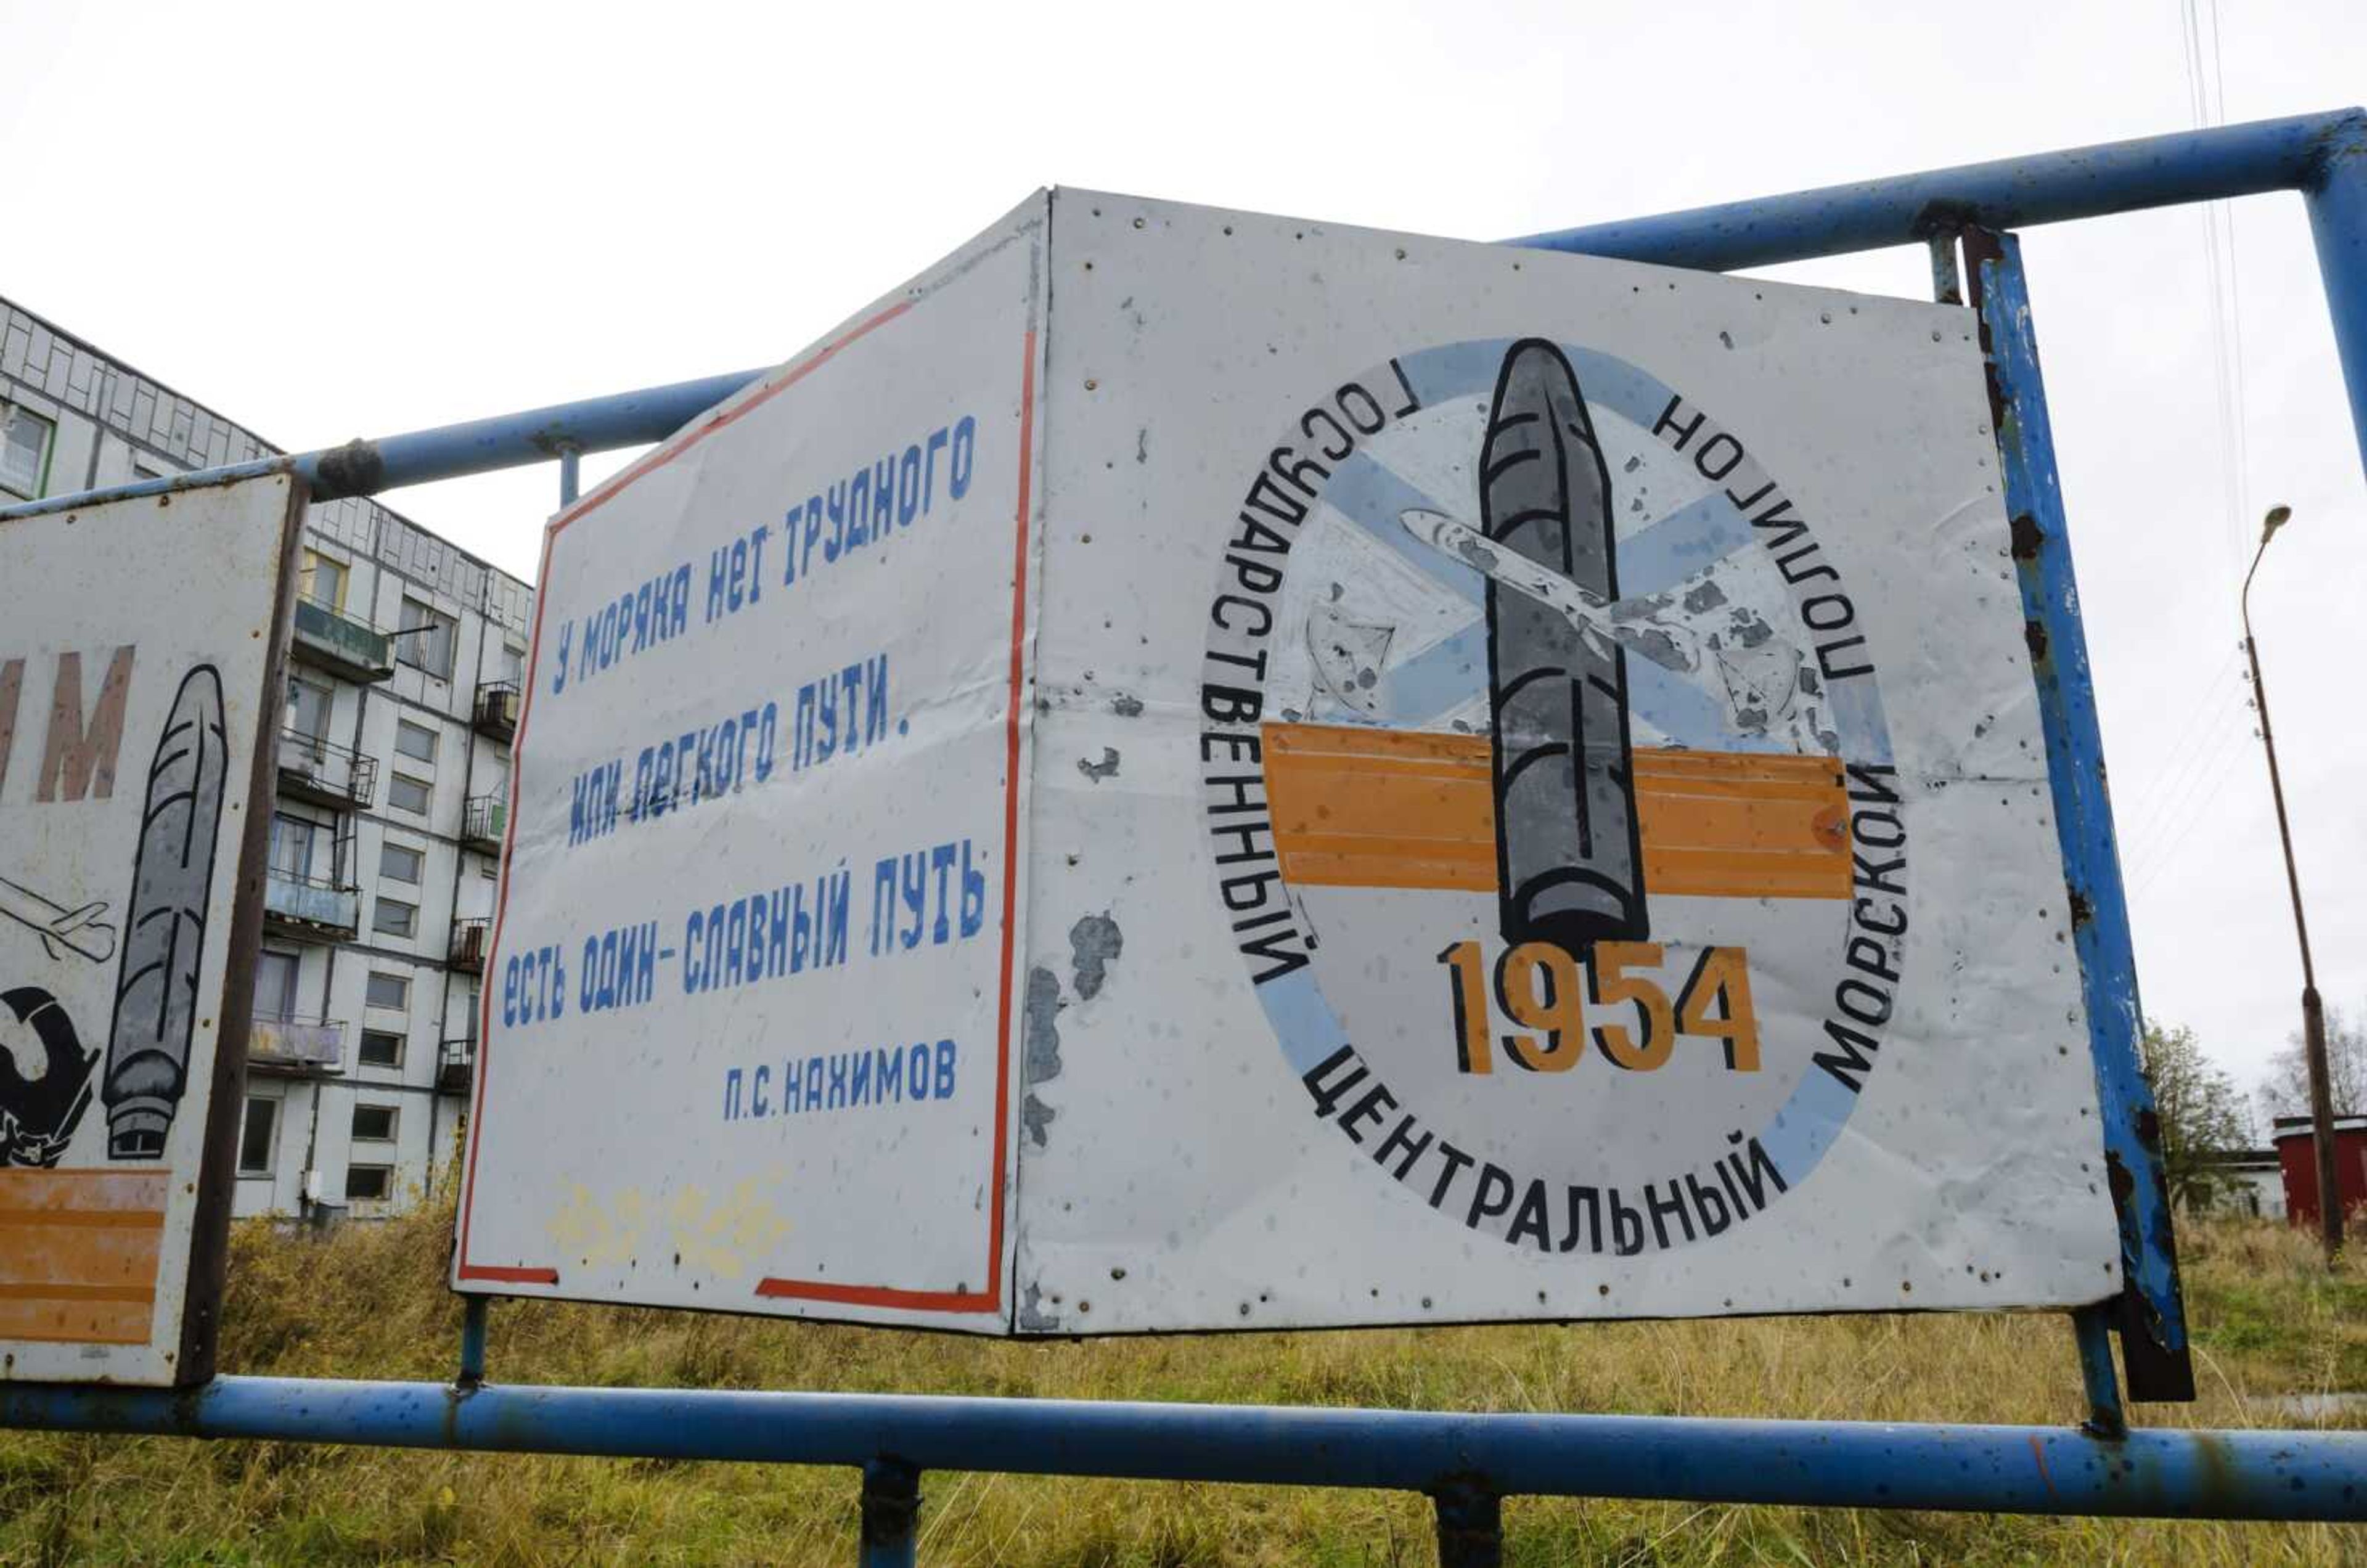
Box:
xmin=0 ymin=475 xmax=300 ymax=1382
xmin=454 ymin=194 xmax=2122 ymax=1333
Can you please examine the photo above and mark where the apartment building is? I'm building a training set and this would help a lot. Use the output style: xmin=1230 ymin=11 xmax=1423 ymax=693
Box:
xmin=1 ymin=296 xmax=531 ymax=1221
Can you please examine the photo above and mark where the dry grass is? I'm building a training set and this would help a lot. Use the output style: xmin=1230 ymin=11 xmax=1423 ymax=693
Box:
xmin=1 ymin=1198 xmax=2361 ymax=1565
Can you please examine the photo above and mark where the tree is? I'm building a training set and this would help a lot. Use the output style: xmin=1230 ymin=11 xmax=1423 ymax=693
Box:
xmin=2255 ymin=1002 xmax=2365 ymax=1125
xmin=2139 ymin=1023 xmax=2249 ymax=1212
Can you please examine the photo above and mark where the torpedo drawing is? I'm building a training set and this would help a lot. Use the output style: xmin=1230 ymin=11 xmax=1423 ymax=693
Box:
xmin=102 ymin=664 xmax=227 ymax=1161
xmin=1466 ymin=338 xmax=1647 ymax=950
xmin=0 ymin=873 xmax=116 ymax=965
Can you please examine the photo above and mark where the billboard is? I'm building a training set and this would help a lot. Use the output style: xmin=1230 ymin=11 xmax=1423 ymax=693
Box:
xmin=0 ymin=473 xmax=300 ymax=1383
xmin=456 ymin=192 xmax=2123 ymax=1333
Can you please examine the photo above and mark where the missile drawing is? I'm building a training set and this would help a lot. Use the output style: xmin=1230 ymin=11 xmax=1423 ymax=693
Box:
xmin=102 ymin=664 xmax=227 ymax=1161
xmin=0 ymin=873 xmax=116 ymax=965
xmin=1473 ymin=339 xmax=1647 ymax=950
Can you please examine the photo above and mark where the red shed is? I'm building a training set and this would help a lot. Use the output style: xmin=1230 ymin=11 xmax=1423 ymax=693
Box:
xmin=2273 ymin=1115 xmax=2367 ymax=1229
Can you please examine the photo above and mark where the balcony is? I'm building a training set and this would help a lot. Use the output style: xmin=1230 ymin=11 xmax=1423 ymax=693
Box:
xmin=473 ymin=680 xmax=520 ymax=744
xmin=462 ymin=794 xmax=507 ymax=854
xmin=248 ymin=1013 xmax=346 ymax=1075
xmin=264 ymin=867 xmax=360 ymax=941
xmin=437 ymin=1036 xmax=476 ymax=1094
xmin=290 ymin=595 xmax=395 ymax=684
xmin=449 ymin=917 xmax=489 ymax=973
xmin=275 ymin=729 xmax=378 ymax=811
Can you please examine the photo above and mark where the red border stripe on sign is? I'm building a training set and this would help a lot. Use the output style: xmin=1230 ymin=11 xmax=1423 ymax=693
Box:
xmin=753 ymin=321 xmax=1036 ymax=1315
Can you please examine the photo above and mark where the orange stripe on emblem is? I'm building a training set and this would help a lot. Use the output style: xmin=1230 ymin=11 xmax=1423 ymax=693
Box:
xmin=1262 ymin=722 xmax=1850 ymax=900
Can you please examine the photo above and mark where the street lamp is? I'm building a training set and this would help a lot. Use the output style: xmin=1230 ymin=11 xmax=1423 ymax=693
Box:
xmin=2241 ymin=504 xmax=2342 ymax=1260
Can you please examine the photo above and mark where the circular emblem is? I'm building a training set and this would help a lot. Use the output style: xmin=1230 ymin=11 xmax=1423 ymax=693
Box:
xmin=1199 ymin=337 xmax=1905 ymax=1257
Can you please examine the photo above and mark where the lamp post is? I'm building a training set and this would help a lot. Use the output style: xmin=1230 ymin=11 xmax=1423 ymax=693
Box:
xmin=2241 ymin=504 xmax=2342 ymax=1260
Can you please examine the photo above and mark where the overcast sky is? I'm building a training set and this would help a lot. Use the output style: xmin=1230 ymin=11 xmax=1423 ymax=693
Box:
xmin=3 ymin=0 xmax=2360 ymax=1113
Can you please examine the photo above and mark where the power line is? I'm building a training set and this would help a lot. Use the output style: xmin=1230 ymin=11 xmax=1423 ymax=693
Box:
xmin=2120 ymin=672 xmax=2254 ymax=880
xmin=2122 ymin=669 xmax=2255 ymax=884
xmin=2118 ymin=651 xmax=2243 ymax=852
xmin=2130 ymin=728 xmax=2255 ymax=897
xmin=2175 ymin=0 xmax=2255 ymax=592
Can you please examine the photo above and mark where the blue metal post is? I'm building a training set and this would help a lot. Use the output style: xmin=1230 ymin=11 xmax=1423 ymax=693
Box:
xmin=1928 ymin=235 xmax=1964 ymax=306
xmin=1433 ymin=1480 xmax=1503 ymax=1568
xmin=2302 ymin=116 xmax=2367 ymax=483
xmin=456 ymin=1296 xmax=488 ymax=1389
xmin=2072 ymin=1304 xmax=2128 ymax=1440
xmin=859 ymin=1459 xmax=920 ymax=1568
xmin=1968 ymin=226 xmax=2193 ymax=1402
xmin=558 ymin=446 xmax=581 ymax=508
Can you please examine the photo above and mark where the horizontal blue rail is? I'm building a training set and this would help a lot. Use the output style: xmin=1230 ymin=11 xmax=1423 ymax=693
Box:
xmin=2 ymin=1376 xmax=2360 ymax=1521
xmin=1511 ymin=108 xmax=2366 ymax=269
xmin=4 ymin=109 xmax=2360 ymax=529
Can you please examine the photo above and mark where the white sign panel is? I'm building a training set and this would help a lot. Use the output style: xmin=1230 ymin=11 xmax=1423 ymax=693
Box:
xmin=455 ymin=202 xmax=1044 ymax=1327
xmin=460 ymin=190 xmax=2122 ymax=1333
xmin=1 ymin=474 xmax=298 ymax=1383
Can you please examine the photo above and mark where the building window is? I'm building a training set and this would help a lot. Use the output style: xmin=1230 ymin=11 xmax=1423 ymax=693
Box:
xmin=358 ymin=1028 xmax=403 ymax=1068
xmin=394 ymin=719 xmax=438 ymax=764
xmin=345 ymin=1164 xmax=394 ymax=1202
xmin=254 ymin=949 xmax=300 ymax=1018
xmin=364 ymin=971 xmax=409 ymax=1011
xmin=285 ymin=678 xmax=333 ymax=741
xmin=268 ymin=814 xmax=319 ymax=880
xmin=373 ymin=897 xmax=418 ymax=939
xmin=1 ymin=403 xmax=54 ymax=498
xmin=237 ymin=1096 xmax=279 ymax=1175
xmin=387 ymin=773 xmax=431 ymax=816
xmin=300 ymin=551 xmax=349 ymax=610
xmin=380 ymin=841 xmax=423 ymax=885
xmin=351 ymin=1104 xmax=398 ymax=1142
xmin=397 ymin=598 xmax=456 ymax=679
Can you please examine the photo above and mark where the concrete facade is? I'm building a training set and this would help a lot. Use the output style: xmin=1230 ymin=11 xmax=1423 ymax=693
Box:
xmin=1 ymin=296 xmax=530 ymax=1222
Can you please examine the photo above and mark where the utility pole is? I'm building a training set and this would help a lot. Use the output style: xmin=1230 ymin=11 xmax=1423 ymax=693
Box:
xmin=2241 ymin=504 xmax=2342 ymax=1261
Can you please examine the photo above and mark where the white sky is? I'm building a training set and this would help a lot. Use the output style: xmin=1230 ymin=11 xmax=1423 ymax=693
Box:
xmin=3 ymin=0 xmax=2360 ymax=1114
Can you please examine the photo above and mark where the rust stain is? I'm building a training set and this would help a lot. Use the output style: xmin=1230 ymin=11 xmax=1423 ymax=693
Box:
xmin=2027 ymin=1434 xmax=2061 ymax=1501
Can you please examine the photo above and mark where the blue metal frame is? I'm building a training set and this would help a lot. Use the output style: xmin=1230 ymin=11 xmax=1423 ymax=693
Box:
xmin=7 ymin=108 xmax=2367 ymax=1552
xmin=6 ymin=115 xmax=2359 ymax=526
xmin=2 ymin=1376 xmax=2360 ymax=1519
xmin=1515 ymin=109 xmax=2367 ymax=478
xmin=1969 ymin=225 xmax=2192 ymax=1402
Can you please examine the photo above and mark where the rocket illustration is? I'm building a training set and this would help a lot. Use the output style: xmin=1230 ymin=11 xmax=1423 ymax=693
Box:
xmin=102 ymin=665 xmax=227 ymax=1160
xmin=1472 ymin=340 xmax=1647 ymax=950
xmin=0 ymin=873 xmax=116 ymax=964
